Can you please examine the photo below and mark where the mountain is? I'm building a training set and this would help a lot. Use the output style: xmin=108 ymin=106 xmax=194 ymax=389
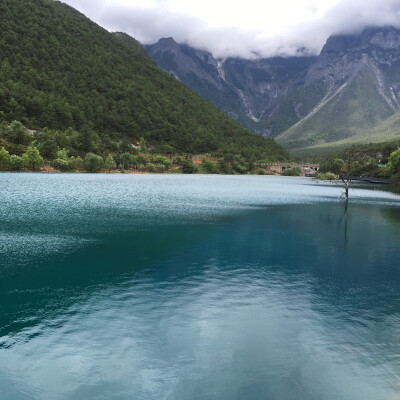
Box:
xmin=277 ymin=27 xmax=400 ymax=148
xmin=147 ymin=27 xmax=400 ymax=149
xmin=294 ymin=110 xmax=400 ymax=156
xmin=146 ymin=39 xmax=316 ymax=136
xmin=0 ymin=0 xmax=287 ymax=160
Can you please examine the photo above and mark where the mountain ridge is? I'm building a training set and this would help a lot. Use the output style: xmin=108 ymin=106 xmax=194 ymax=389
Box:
xmin=147 ymin=26 xmax=400 ymax=149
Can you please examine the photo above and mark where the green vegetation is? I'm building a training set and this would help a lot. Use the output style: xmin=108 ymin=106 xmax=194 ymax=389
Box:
xmin=0 ymin=120 xmax=288 ymax=174
xmin=315 ymin=172 xmax=337 ymax=180
xmin=277 ymin=69 xmax=396 ymax=149
xmin=386 ymin=147 xmax=400 ymax=175
xmin=319 ymin=159 xmax=345 ymax=175
xmin=256 ymin=168 xmax=266 ymax=175
xmin=305 ymin=141 xmax=400 ymax=182
xmin=201 ymin=160 xmax=218 ymax=174
xmin=0 ymin=0 xmax=288 ymax=162
xmin=282 ymin=167 xmax=302 ymax=176
xmin=386 ymin=147 xmax=400 ymax=185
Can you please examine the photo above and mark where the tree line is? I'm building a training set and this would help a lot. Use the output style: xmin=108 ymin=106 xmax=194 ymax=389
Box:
xmin=0 ymin=121 xmax=284 ymax=175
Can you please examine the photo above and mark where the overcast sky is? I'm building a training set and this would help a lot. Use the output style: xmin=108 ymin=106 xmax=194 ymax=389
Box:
xmin=63 ymin=0 xmax=400 ymax=58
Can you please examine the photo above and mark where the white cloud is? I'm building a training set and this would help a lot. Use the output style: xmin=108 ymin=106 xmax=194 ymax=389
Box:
xmin=63 ymin=0 xmax=400 ymax=58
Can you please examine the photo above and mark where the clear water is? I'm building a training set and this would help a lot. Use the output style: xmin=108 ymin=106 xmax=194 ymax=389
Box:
xmin=1 ymin=173 xmax=400 ymax=400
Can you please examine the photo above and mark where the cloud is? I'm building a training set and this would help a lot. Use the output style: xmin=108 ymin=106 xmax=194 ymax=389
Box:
xmin=63 ymin=0 xmax=400 ymax=59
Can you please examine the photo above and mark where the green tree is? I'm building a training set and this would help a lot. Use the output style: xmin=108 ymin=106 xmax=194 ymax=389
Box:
xmin=69 ymin=156 xmax=84 ymax=170
xmin=0 ymin=147 xmax=10 ymax=170
xmin=319 ymin=159 xmax=345 ymax=175
xmin=223 ymin=153 xmax=234 ymax=174
xmin=234 ymin=164 xmax=247 ymax=174
xmin=282 ymin=167 xmax=302 ymax=176
xmin=9 ymin=121 xmax=30 ymax=145
xmin=248 ymin=155 xmax=256 ymax=172
xmin=386 ymin=147 xmax=400 ymax=175
xmin=53 ymin=148 xmax=70 ymax=171
xmin=53 ymin=158 xmax=69 ymax=171
xmin=181 ymin=158 xmax=197 ymax=174
xmin=201 ymin=160 xmax=218 ymax=174
xmin=120 ymin=152 xmax=133 ymax=169
xmin=84 ymin=152 xmax=104 ymax=172
xmin=257 ymin=168 xmax=266 ymax=175
xmin=139 ymin=137 xmax=147 ymax=153
xmin=22 ymin=145 xmax=44 ymax=170
xmin=104 ymin=154 xmax=116 ymax=170
xmin=9 ymin=154 xmax=23 ymax=170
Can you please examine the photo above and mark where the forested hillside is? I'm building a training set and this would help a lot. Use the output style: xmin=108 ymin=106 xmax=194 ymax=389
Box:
xmin=0 ymin=0 xmax=287 ymax=160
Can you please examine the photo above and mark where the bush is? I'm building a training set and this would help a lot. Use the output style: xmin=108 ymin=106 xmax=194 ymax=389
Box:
xmin=319 ymin=159 xmax=344 ymax=174
xmin=217 ymin=159 xmax=228 ymax=174
xmin=173 ymin=157 xmax=182 ymax=165
xmin=104 ymin=154 xmax=117 ymax=170
xmin=0 ymin=147 xmax=10 ymax=170
xmin=146 ymin=163 xmax=157 ymax=173
xmin=22 ymin=145 xmax=44 ymax=170
xmin=202 ymin=160 xmax=218 ymax=174
xmin=257 ymin=168 xmax=266 ymax=175
xmin=315 ymin=172 xmax=337 ymax=180
xmin=84 ymin=152 xmax=104 ymax=172
xmin=282 ymin=167 xmax=302 ymax=176
xmin=234 ymin=164 xmax=247 ymax=174
xmin=156 ymin=164 xmax=166 ymax=173
xmin=9 ymin=155 xmax=23 ymax=170
xmin=181 ymin=159 xmax=197 ymax=174
xmin=53 ymin=158 xmax=70 ymax=171
xmin=386 ymin=147 xmax=400 ymax=175
xmin=69 ymin=156 xmax=84 ymax=170
xmin=154 ymin=156 xmax=172 ymax=170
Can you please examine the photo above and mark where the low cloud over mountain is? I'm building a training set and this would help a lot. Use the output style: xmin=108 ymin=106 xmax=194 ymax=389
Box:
xmin=64 ymin=0 xmax=400 ymax=58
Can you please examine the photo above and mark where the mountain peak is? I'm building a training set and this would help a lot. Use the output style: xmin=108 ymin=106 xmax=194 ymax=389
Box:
xmin=321 ymin=26 xmax=400 ymax=55
xmin=157 ymin=37 xmax=179 ymax=47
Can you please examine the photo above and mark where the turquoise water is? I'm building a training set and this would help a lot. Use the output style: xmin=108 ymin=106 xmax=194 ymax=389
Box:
xmin=1 ymin=173 xmax=400 ymax=400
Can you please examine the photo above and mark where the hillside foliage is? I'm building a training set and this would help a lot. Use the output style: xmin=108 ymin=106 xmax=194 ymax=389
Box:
xmin=0 ymin=0 xmax=287 ymax=161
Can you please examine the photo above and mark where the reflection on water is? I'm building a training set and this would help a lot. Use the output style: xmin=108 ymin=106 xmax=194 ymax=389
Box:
xmin=0 ymin=174 xmax=400 ymax=400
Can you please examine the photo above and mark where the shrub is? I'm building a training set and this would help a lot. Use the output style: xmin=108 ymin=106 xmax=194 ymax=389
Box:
xmin=173 ymin=157 xmax=182 ymax=165
xmin=156 ymin=164 xmax=166 ymax=173
xmin=84 ymin=153 xmax=104 ymax=172
xmin=9 ymin=155 xmax=23 ymax=170
xmin=22 ymin=145 xmax=44 ymax=170
xmin=202 ymin=160 xmax=218 ymax=174
xmin=234 ymin=164 xmax=247 ymax=174
xmin=282 ymin=167 xmax=302 ymax=176
xmin=53 ymin=158 xmax=70 ymax=171
xmin=181 ymin=159 xmax=197 ymax=174
xmin=319 ymin=159 xmax=345 ymax=174
xmin=257 ymin=168 xmax=266 ymax=175
xmin=315 ymin=172 xmax=337 ymax=180
xmin=0 ymin=147 xmax=10 ymax=170
xmin=69 ymin=156 xmax=84 ymax=170
xmin=146 ymin=163 xmax=157 ymax=173
xmin=104 ymin=154 xmax=117 ymax=170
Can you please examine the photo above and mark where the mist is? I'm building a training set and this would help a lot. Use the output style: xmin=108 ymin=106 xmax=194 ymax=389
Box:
xmin=63 ymin=0 xmax=400 ymax=59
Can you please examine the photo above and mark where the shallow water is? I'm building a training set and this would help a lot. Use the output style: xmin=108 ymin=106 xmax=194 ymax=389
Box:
xmin=1 ymin=174 xmax=400 ymax=400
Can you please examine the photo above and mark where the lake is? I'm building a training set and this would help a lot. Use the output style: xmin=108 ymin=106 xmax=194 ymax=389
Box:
xmin=1 ymin=173 xmax=400 ymax=400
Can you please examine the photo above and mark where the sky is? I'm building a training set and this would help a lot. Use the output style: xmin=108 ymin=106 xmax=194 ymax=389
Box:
xmin=63 ymin=0 xmax=400 ymax=59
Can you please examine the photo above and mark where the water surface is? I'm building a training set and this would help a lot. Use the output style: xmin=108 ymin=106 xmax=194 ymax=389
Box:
xmin=1 ymin=174 xmax=400 ymax=400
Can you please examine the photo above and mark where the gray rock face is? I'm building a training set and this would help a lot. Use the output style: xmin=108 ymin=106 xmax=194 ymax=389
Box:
xmin=146 ymin=26 xmax=400 ymax=143
xmin=146 ymin=38 xmax=226 ymax=89
xmin=146 ymin=38 xmax=315 ymax=135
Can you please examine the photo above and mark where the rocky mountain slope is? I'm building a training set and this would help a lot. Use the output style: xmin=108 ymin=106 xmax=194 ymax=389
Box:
xmin=146 ymin=39 xmax=316 ymax=136
xmin=147 ymin=27 xmax=400 ymax=149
